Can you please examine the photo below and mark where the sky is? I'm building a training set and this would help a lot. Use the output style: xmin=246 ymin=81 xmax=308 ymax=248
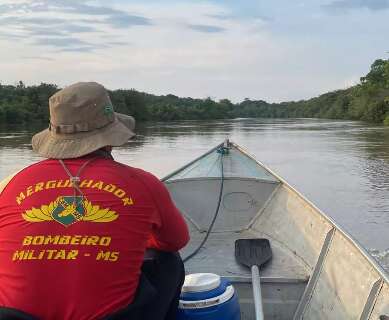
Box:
xmin=0 ymin=0 xmax=388 ymax=102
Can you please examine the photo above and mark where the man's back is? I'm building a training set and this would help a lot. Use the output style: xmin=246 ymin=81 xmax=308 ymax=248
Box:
xmin=0 ymin=156 xmax=188 ymax=320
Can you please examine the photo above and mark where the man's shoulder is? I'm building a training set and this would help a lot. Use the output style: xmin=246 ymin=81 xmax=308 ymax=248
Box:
xmin=0 ymin=159 xmax=50 ymax=195
xmin=5 ymin=159 xmax=50 ymax=178
xmin=113 ymin=162 xmax=159 ymax=183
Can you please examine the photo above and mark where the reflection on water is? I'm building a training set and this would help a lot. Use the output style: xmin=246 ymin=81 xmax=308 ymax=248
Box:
xmin=1 ymin=118 xmax=389 ymax=270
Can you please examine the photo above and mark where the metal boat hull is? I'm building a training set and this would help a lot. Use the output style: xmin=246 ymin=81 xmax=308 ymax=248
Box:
xmin=163 ymin=141 xmax=389 ymax=319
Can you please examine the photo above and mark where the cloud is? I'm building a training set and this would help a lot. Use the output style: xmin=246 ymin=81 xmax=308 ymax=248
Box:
xmin=57 ymin=1 xmax=119 ymax=16
xmin=30 ymin=37 xmax=110 ymax=53
xmin=53 ymin=1 xmax=152 ymax=28
xmin=207 ymin=13 xmax=235 ymax=20
xmin=105 ymin=41 xmax=129 ymax=46
xmin=61 ymin=24 xmax=99 ymax=33
xmin=0 ymin=0 xmax=152 ymax=52
xmin=0 ymin=16 xmax=98 ymax=37
xmin=0 ymin=31 xmax=26 ymax=40
xmin=188 ymin=24 xmax=225 ymax=33
xmin=21 ymin=56 xmax=55 ymax=61
xmin=0 ymin=1 xmax=153 ymax=29
xmin=59 ymin=46 xmax=104 ymax=53
xmin=34 ymin=37 xmax=90 ymax=48
xmin=323 ymin=0 xmax=389 ymax=12
xmin=22 ymin=17 xmax=67 ymax=25
xmin=106 ymin=13 xmax=151 ymax=28
xmin=207 ymin=12 xmax=272 ymax=22
xmin=28 ymin=28 xmax=66 ymax=37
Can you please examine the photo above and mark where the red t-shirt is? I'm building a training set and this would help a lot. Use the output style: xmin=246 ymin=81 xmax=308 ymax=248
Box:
xmin=0 ymin=156 xmax=189 ymax=320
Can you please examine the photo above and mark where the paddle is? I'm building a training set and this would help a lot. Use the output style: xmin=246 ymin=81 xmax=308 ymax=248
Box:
xmin=235 ymin=239 xmax=272 ymax=320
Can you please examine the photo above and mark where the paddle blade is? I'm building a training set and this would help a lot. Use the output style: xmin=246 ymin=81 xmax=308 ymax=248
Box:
xmin=235 ymin=239 xmax=272 ymax=268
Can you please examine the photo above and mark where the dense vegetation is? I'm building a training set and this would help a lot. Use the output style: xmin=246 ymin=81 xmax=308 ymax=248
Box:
xmin=1 ymin=58 xmax=389 ymax=125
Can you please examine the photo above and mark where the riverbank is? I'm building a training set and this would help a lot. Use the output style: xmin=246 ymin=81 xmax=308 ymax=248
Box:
xmin=1 ymin=59 xmax=388 ymax=126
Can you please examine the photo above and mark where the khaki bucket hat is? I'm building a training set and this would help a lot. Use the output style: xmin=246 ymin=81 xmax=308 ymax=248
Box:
xmin=32 ymin=82 xmax=135 ymax=159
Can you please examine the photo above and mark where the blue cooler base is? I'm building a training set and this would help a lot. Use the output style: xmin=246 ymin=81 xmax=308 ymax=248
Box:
xmin=177 ymin=293 xmax=240 ymax=320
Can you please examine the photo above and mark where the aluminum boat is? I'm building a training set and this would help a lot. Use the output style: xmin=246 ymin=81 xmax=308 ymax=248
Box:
xmin=163 ymin=140 xmax=389 ymax=320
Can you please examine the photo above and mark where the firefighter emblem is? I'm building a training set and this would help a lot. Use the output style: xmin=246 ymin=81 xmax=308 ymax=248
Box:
xmin=22 ymin=196 xmax=118 ymax=227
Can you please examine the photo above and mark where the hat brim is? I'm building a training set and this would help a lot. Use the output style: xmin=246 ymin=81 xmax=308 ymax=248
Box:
xmin=32 ymin=114 xmax=135 ymax=159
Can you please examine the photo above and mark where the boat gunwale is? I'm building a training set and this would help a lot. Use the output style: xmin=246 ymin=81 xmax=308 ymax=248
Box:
xmin=162 ymin=140 xmax=389 ymax=285
xmin=164 ymin=177 xmax=280 ymax=185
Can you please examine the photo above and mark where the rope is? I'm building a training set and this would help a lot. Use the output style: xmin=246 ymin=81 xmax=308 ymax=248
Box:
xmin=183 ymin=147 xmax=227 ymax=263
xmin=58 ymin=157 xmax=98 ymax=207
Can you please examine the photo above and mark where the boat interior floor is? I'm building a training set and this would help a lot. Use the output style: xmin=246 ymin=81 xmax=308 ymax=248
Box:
xmin=181 ymin=226 xmax=310 ymax=284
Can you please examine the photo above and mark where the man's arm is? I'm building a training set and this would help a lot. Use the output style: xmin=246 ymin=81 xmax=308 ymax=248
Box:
xmin=136 ymin=170 xmax=190 ymax=252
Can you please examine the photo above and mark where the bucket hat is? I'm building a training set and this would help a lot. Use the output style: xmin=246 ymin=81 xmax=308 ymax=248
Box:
xmin=32 ymin=82 xmax=135 ymax=159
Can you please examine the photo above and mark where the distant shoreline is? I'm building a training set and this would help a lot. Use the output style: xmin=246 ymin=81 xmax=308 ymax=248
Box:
xmin=1 ymin=58 xmax=388 ymax=126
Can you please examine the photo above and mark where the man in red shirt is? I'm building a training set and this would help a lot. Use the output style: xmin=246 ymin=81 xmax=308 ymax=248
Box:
xmin=0 ymin=82 xmax=190 ymax=320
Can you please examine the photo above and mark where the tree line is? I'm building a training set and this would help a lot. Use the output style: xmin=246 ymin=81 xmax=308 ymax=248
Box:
xmin=1 ymin=58 xmax=389 ymax=125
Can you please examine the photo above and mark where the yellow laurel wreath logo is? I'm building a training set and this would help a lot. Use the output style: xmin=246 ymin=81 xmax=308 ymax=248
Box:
xmin=22 ymin=199 xmax=59 ymax=222
xmin=82 ymin=200 xmax=118 ymax=222
xmin=22 ymin=198 xmax=118 ymax=224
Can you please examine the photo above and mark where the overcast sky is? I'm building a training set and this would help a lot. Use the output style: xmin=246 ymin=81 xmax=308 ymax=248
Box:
xmin=0 ymin=0 xmax=388 ymax=102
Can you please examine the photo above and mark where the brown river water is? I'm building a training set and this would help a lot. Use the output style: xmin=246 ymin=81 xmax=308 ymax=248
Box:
xmin=1 ymin=118 xmax=388 ymax=271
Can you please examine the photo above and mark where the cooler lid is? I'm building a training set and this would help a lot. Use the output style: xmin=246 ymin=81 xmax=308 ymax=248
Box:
xmin=181 ymin=273 xmax=221 ymax=293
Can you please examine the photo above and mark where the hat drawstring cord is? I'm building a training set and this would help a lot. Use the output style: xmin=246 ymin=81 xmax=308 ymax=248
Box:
xmin=59 ymin=158 xmax=98 ymax=212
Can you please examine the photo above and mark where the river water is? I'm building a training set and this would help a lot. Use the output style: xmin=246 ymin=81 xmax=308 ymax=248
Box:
xmin=1 ymin=118 xmax=388 ymax=271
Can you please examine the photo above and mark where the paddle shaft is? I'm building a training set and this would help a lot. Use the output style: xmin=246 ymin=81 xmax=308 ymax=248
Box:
xmin=251 ymin=265 xmax=264 ymax=320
